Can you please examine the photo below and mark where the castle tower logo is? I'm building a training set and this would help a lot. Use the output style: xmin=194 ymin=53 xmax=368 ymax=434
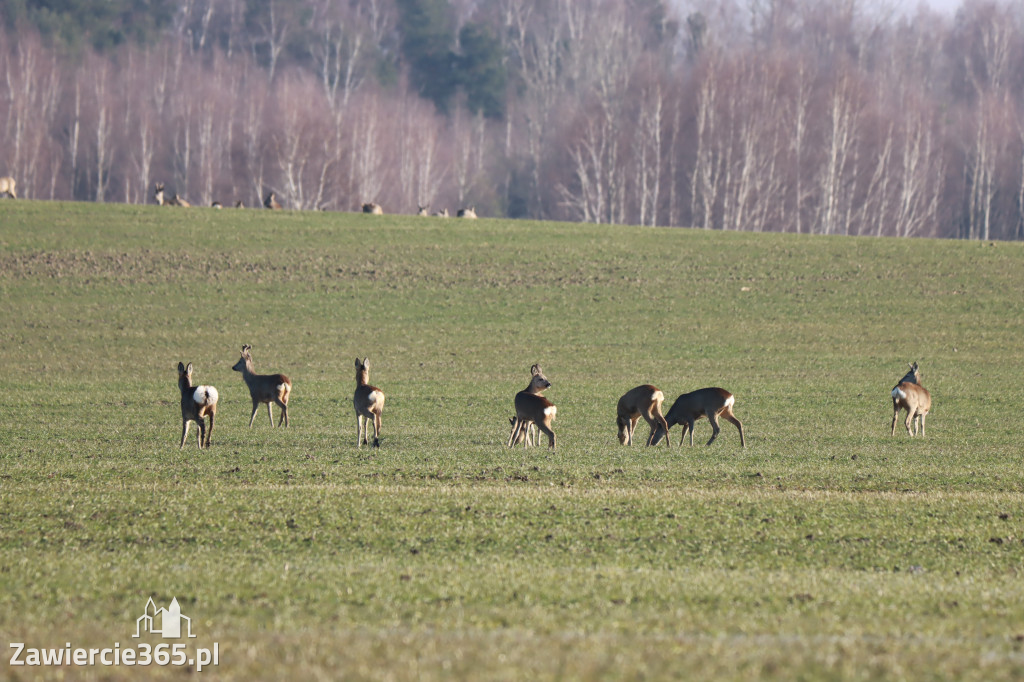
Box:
xmin=133 ymin=597 xmax=196 ymax=639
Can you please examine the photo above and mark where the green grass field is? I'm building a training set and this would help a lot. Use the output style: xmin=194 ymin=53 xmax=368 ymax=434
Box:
xmin=1 ymin=201 xmax=1023 ymax=680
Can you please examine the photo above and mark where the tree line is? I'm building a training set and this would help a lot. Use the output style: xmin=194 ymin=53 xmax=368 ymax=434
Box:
xmin=1 ymin=0 xmax=1023 ymax=239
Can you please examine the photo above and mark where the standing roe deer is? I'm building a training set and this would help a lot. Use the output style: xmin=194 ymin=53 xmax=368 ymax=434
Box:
xmin=617 ymin=385 xmax=670 ymax=446
xmin=231 ymin=344 xmax=292 ymax=427
xmin=891 ymin=361 xmax=931 ymax=436
xmin=0 ymin=176 xmax=16 ymax=198
xmin=353 ymin=358 xmax=385 ymax=447
xmin=507 ymin=364 xmax=557 ymax=449
xmin=651 ymin=387 xmax=745 ymax=447
xmin=508 ymin=416 xmax=538 ymax=446
xmin=177 ymin=362 xmax=219 ymax=449
xmin=264 ymin=192 xmax=281 ymax=210
xmin=362 ymin=202 xmax=383 ymax=215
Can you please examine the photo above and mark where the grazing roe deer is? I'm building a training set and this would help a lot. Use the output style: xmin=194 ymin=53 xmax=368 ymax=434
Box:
xmin=0 ymin=176 xmax=16 ymax=198
xmin=617 ymin=385 xmax=670 ymax=446
xmin=231 ymin=344 xmax=292 ymax=427
xmin=177 ymin=362 xmax=218 ymax=449
xmin=891 ymin=361 xmax=931 ymax=436
xmin=154 ymin=182 xmax=165 ymax=206
xmin=507 ymin=364 xmax=557 ymax=449
xmin=457 ymin=206 xmax=477 ymax=219
xmin=353 ymin=358 xmax=385 ymax=447
xmin=362 ymin=202 xmax=383 ymax=215
xmin=264 ymin=192 xmax=281 ymax=209
xmin=651 ymin=387 xmax=745 ymax=447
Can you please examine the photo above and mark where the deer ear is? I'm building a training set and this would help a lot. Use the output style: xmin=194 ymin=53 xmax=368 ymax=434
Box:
xmin=178 ymin=362 xmax=185 ymax=372
xmin=362 ymin=358 xmax=370 ymax=369
xmin=355 ymin=358 xmax=362 ymax=369
xmin=186 ymin=362 xmax=193 ymax=373
xmin=531 ymin=364 xmax=540 ymax=376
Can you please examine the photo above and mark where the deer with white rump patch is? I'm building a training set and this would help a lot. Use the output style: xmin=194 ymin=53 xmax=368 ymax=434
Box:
xmin=0 ymin=176 xmax=17 ymax=198
xmin=231 ymin=344 xmax=292 ymax=427
xmin=891 ymin=362 xmax=931 ymax=436
xmin=177 ymin=362 xmax=218 ymax=449
xmin=617 ymin=385 xmax=670 ymax=446
xmin=650 ymin=387 xmax=745 ymax=447
xmin=353 ymin=358 xmax=385 ymax=447
xmin=507 ymin=364 xmax=557 ymax=449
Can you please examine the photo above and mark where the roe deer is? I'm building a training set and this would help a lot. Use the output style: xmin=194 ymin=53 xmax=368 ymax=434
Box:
xmin=508 ymin=416 xmax=538 ymax=446
xmin=507 ymin=364 xmax=556 ymax=449
xmin=891 ymin=361 xmax=931 ymax=436
xmin=235 ymin=200 xmax=245 ymax=208
xmin=457 ymin=206 xmax=477 ymax=219
xmin=154 ymin=182 xmax=165 ymax=206
xmin=651 ymin=387 xmax=745 ymax=447
xmin=177 ymin=362 xmax=219 ymax=449
xmin=0 ymin=176 xmax=16 ymax=198
xmin=617 ymin=385 xmax=670 ymax=446
xmin=170 ymin=193 xmax=191 ymax=207
xmin=353 ymin=358 xmax=385 ymax=447
xmin=362 ymin=202 xmax=383 ymax=215
xmin=231 ymin=344 xmax=292 ymax=427
xmin=264 ymin=192 xmax=281 ymax=210
xmin=417 ymin=204 xmax=430 ymax=216
xmin=434 ymin=208 xmax=449 ymax=217
xmin=212 ymin=201 xmax=223 ymax=209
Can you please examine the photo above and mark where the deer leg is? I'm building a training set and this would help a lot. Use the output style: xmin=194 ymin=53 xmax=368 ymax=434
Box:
xmin=266 ymin=402 xmax=275 ymax=427
xmin=722 ymin=413 xmax=745 ymax=447
xmin=904 ymin=410 xmax=915 ymax=436
xmin=357 ymin=414 xmax=366 ymax=446
xmin=507 ymin=417 xmax=523 ymax=448
xmin=705 ymin=412 xmax=722 ymax=446
xmin=206 ymin=410 xmax=215 ymax=448
xmin=275 ymin=399 xmax=288 ymax=427
xmin=890 ymin=401 xmax=900 ymax=436
xmin=180 ymin=420 xmax=190 ymax=449
xmin=536 ymin=419 xmax=556 ymax=449
xmin=525 ymin=422 xmax=535 ymax=447
xmin=919 ymin=413 xmax=926 ymax=437
xmin=248 ymin=401 xmax=260 ymax=428
xmin=684 ymin=418 xmax=696 ymax=446
xmin=196 ymin=419 xmax=206 ymax=449
xmin=372 ymin=411 xmax=382 ymax=447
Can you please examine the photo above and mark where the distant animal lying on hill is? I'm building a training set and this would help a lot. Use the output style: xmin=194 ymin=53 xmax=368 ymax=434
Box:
xmin=264 ymin=192 xmax=282 ymax=210
xmin=177 ymin=362 xmax=218 ymax=449
xmin=154 ymin=182 xmax=165 ymax=206
xmin=417 ymin=204 xmax=430 ymax=216
xmin=434 ymin=208 xmax=449 ymax=217
xmin=457 ymin=206 xmax=477 ymax=219
xmin=650 ymin=387 xmax=745 ymax=447
xmin=211 ymin=201 xmax=223 ymax=209
xmin=362 ymin=202 xmax=383 ymax=215
xmin=891 ymin=361 xmax=931 ymax=437
xmin=0 ymin=176 xmax=18 ymax=198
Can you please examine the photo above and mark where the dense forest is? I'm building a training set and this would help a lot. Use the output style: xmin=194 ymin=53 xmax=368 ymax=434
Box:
xmin=1 ymin=0 xmax=1023 ymax=239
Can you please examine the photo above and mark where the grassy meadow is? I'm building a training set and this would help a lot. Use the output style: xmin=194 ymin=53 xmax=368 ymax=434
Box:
xmin=1 ymin=200 xmax=1023 ymax=680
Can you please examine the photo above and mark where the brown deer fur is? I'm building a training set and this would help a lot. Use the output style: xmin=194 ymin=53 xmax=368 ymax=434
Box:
xmin=231 ymin=344 xmax=292 ymax=427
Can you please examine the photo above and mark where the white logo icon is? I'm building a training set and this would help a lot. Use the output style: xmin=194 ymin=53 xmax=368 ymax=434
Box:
xmin=133 ymin=597 xmax=196 ymax=639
